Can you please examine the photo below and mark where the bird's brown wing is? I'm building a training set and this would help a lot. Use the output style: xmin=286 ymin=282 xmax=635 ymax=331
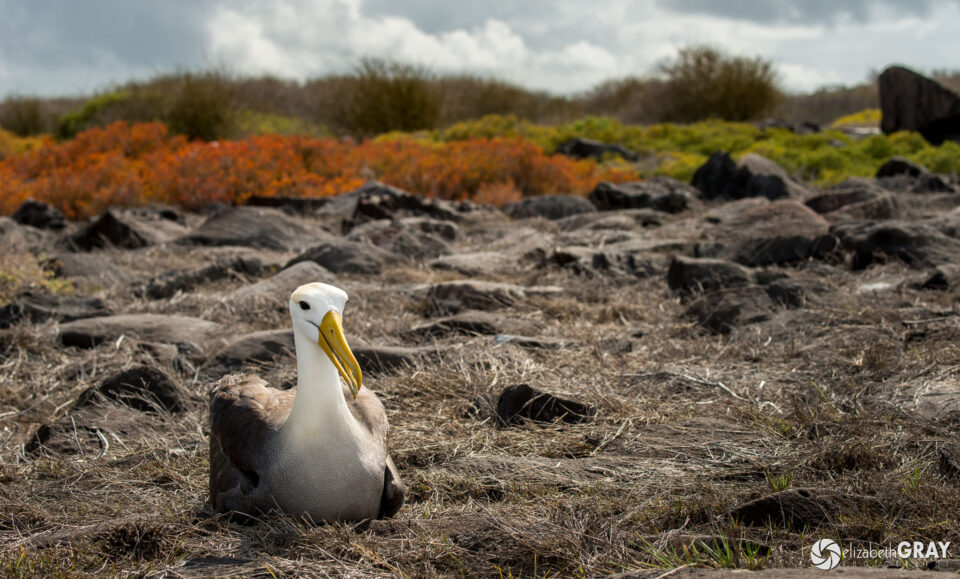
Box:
xmin=209 ymin=374 xmax=294 ymax=511
xmin=344 ymin=382 xmax=406 ymax=519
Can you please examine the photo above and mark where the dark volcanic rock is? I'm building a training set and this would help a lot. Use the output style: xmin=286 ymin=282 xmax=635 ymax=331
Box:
xmin=353 ymin=344 xmax=437 ymax=375
xmin=346 ymin=218 xmax=453 ymax=260
xmin=284 ymin=240 xmax=396 ymax=275
xmin=305 ymin=182 xmax=462 ymax=230
xmin=230 ymin=261 xmax=336 ymax=308
xmin=728 ymin=488 xmax=879 ymax=528
xmin=684 ymin=287 xmax=775 ymax=334
xmin=495 ymin=384 xmax=593 ymax=426
xmin=66 ymin=209 xmax=188 ymax=251
xmin=410 ymin=311 xmax=539 ymax=339
xmin=44 ymin=253 xmax=141 ymax=290
xmin=706 ymin=201 xmax=839 ymax=267
xmin=876 ymin=156 xmax=928 ymax=178
xmin=59 ymin=314 xmax=221 ymax=348
xmin=76 ymin=365 xmax=192 ymax=414
xmin=0 ymin=292 xmax=112 ymax=328
xmin=426 ymin=281 xmax=563 ymax=316
xmin=502 ymin=195 xmax=597 ymax=220
xmin=588 ymin=179 xmax=693 ymax=213
xmin=879 ymin=65 xmax=960 ymax=145
xmin=555 ymin=137 xmax=638 ymax=162
xmin=692 ymin=152 xmax=808 ymax=201
xmin=552 ymin=245 xmax=659 ymax=279
xmin=940 ymin=444 xmax=960 ymax=479
xmin=667 ymin=256 xmax=752 ymax=297
xmin=762 ymin=278 xmax=809 ymax=308
xmin=728 ymin=234 xmax=841 ymax=267
xmin=804 ymin=178 xmax=887 ymax=214
xmin=200 ymin=329 xmax=295 ymax=378
xmin=347 ymin=181 xmax=462 ymax=224
xmin=921 ymin=264 xmax=960 ymax=290
xmin=833 ymin=220 xmax=960 ymax=269
xmin=12 ymin=199 xmax=65 ymax=230
xmin=180 ymin=207 xmax=320 ymax=251
xmin=142 ymin=257 xmax=263 ymax=299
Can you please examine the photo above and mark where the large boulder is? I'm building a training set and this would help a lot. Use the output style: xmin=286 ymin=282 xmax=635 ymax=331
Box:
xmin=879 ymin=66 xmax=960 ymax=145
xmin=76 ymin=366 xmax=193 ymax=414
xmin=728 ymin=488 xmax=880 ymax=528
xmin=832 ymin=220 xmax=960 ymax=270
xmin=179 ymin=207 xmax=321 ymax=251
xmin=141 ymin=257 xmax=263 ymax=299
xmin=684 ymin=287 xmax=775 ymax=334
xmin=588 ymin=178 xmax=693 ymax=213
xmin=667 ymin=256 xmax=752 ymax=297
xmin=0 ymin=293 xmax=112 ymax=328
xmin=691 ymin=152 xmax=809 ymax=201
xmin=703 ymin=201 xmax=839 ymax=267
xmin=502 ymin=195 xmax=597 ymax=220
xmin=59 ymin=314 xmax=222 ymax=348
xmin=345 ymin=218 xmax=453 ymax=260
xmin=12 ymin=199 xmax=65 ymax=230
xmin=284 ymin=240 xmax=397 ymax=275
xmin=65 ymin=209 xmax=188 ymax=251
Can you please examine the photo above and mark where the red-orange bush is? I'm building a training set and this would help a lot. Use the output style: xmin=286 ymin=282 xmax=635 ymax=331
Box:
xmin=0 ymin=121 xmax=638 ymax=219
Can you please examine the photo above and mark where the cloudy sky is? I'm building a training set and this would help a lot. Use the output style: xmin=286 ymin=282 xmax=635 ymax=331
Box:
xmin=1 ymin=0 xmax=958 ymax=97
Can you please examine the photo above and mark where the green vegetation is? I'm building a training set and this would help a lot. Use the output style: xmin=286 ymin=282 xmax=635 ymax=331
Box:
xmin=336 ymin=59 xmax=442 ymax=137
xmin=55 ymin=91 xmax=132 ymax=140
xmin=657 ymin=45 xmax=782 ymax=122
xmin=433 ymin=113 xmax=960 ymax=186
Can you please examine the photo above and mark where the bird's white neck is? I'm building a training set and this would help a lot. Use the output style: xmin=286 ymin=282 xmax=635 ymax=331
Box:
xmin=283 ymin=328 xmax=360 ymax=445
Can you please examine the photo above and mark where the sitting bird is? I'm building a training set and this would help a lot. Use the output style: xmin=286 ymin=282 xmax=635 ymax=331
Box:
xmin=208 ymin=282 xmax=404 ymax=521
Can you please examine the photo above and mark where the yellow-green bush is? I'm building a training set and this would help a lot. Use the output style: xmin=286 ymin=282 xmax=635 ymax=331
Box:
xmin=830 ymin=108 xmax=882 ymax=127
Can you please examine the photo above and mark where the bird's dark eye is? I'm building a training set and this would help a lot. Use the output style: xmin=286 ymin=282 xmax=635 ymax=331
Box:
xmin=299 ymin=301 xmax=310 ymax=311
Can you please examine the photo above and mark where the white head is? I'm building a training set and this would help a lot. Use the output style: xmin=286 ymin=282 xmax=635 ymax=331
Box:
xmin=289 ymin=283 xmax=362 ymax=398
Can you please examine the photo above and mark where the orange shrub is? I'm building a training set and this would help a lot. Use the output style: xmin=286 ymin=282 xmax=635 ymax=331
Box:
xmin=0 ymin=122 xmax=638 ymax=219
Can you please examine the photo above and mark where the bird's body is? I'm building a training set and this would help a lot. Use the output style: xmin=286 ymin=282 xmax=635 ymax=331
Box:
xmin=208 ymin=283 xmax=404 ymax=522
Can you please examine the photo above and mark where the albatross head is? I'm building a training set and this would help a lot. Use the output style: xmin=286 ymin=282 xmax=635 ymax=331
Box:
xmin=289 ymin=283 xmax=363 ymax=399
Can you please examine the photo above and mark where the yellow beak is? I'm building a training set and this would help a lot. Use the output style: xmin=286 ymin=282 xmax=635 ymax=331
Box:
xmin=317 ymin=310 xmax=363 ymax=399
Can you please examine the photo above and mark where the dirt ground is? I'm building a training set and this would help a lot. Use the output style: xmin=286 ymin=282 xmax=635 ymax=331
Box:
xmin=1 ymin=186 xmax=959 ymax=577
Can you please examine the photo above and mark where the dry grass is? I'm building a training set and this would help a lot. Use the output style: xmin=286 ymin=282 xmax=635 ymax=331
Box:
xmin=1 ymin=208 xmax=959 ymax=577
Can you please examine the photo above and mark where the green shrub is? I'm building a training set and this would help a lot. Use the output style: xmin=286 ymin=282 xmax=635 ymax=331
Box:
xmin=336 ymin=59 xmax=442 ymax=137
xmin=0 ymin=96 xmax=51 ymax=136
xmin=56 ymin=92 xmax=131 ymax=140
xmin=166 ymin=71 xmax=236 ymax=141
xmin=658 ymin=45 xmax=782 ymax=122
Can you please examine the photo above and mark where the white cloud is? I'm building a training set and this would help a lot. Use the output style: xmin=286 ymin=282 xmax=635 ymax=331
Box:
xmin=205 ymin=0 xmax=622 ymax=92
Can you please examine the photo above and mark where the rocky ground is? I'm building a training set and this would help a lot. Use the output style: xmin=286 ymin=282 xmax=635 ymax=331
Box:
xmin=1 ymin=155 xmax=959 ymax=577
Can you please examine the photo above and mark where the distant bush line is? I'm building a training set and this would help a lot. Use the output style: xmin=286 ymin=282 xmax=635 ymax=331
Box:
xmin=6 ymin=46 xmax=956 ymax=142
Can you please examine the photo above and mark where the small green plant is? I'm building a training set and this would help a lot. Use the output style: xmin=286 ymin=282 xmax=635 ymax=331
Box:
xmin=765 ymin=470 xmax=794 ymax=492
xmin=903 ymin=461 xmax=923 ymax=493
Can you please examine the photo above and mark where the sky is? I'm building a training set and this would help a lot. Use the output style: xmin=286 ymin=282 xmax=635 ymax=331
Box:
xmin=1 ymin=0 xmax=959 ymax=98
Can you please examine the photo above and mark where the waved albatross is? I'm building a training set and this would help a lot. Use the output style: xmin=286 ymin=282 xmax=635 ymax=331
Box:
xmin=209 ymin=282 xmax=404 ymax=521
